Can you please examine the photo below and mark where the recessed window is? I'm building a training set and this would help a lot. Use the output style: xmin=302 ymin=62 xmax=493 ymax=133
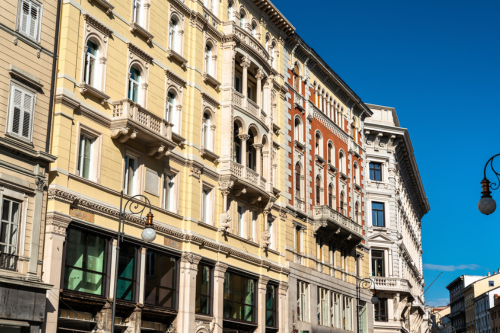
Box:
xmin=295 ymin=227 xmax=302 ymax=254
xmin=117 ymin=243 xmax=137 ymax=301
xmin=133 ymin=0 xmax=143 ymax=25
xmin=297 ymin=280 xmax=310 ymax=322
xmin=295 ymin=163 xmax=301 ymax=199
xmin=18 ymin=0 xmax=41 ymax=42
xmin=0 ymin=199 xmax=21 ymax=270
xmin=223 ymin=272 xmax=255 ymax=322
xmin=237 ymin=205 xmax=245 ymax=237
xmin=77 ymin=134 xmax=94 ymax=180
xmin=372 ymin=202 xmax=385 ymax=227
xmin=268 ymin=220 xmax=274 ymax=249
xmin=196 ymin=264 xmax=211 ymax=314
xmin=369 ymin=162 xmax=382 ymax=181
xmin=144 ymin=250 xmax=177 ymax=308
xmin=8 ymin=84 xmax=35 ymax=141
xmin=328 ymin=184 xmax=334 ymax=208
xmin=375 ymin=298 xmax=388 ymax=321
xmin=128 ymin=66 xmax=141 ymax=103
xmin=64 ymin=228 xmax=107 ymax=296
xmin=202 ymin=112 xmax=212 ymax=151
xmin=169 ymin=17 xmax=179 ymax=52
xmin=124 ymin=155 xmax=138 ymax=196
xmin=163 ymin=172 xmax=175 ymax=212
xmin=266 ymin=284 xmax=278 ymax=327
xmin=490 ymin=281 xmax=495 ymax=287
xmin=201 ymin=187 xmax=212 ymax=224
xmin=83 ymin=40 xmax=99 ymax=87
xmin=371 ymin=250 xmax=385 ymax=277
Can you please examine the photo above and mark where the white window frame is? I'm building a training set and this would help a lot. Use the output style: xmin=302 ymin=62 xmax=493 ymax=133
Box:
xmin=74 ymin=123 xmax=102 ymax=183
xmin=250 ymin=211 xmax=257 ymax=242
xmin=237 ymin=204 xmax=245 ymax=238
xmin=83 ymin=39 xmax=99 ymax=87
xmin=17 ymin=0 xmax=43 ymax=43
xmin=124 ymin=155 xmax=139 ymax=196
xmin=128 ymin=66 xmax=141 ymax=104
xmin=201 ymin=182 xmax=215 ymax=225
xmin=6 ymin=81 xmax=36 ymax=143
xmin=268 ymin=219 xmax=274 ymax=250
xmin=163 ymin=168 xmax=179 ymax=214
xmin=297 ymin=280 xmax=310 ymax=322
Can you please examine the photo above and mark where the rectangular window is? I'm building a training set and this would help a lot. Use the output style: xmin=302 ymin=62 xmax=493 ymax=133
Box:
xmin=371 ymin=250 xmax=385 ymax=277
xmin=223 ymin=272 xmax=255 ymax=323
xmin=318 ymin=287 xmax=329 ymax=326
xmin=117 ymin=243 xmax=137 ymax=301
xmin=369 ymin=162 xmax=382 ymax=181
xmin=266 ymin=284 xmax=278 ymax=328
xmin=78 ymin=134 xmax=94 ymax=180
xmin=64 ymin=228 xmax=107 ymax=296
xmin=372 ymin=202 xmax=385 ymax=227
xmin=18 ymin=0 xmax=41 ymax=41
xmin=144 ymin=250 xmax=177 ymax=308
xmin=196 ymin=264 xmax=211 ymax=315
xmin=490 ymin=281 xmax=495 ymax=287
xmin=249 ymin=211 xmax=257 ymax=241
xmin=8 ymin=84 xmax=35 ymax=141
xmin=268 ymin=221 xmax=274 ymax=250
xmin=124 ymin=155 xmax=138 ymax=196
xmin=375 ymin=298 xmax=388 ymax=321
xmin=295 ymin=227 xmax=301 ymax=254
xmin=237 ymin=205 xmax=245 ymax=237
xmin=163 ymin=173 xmax=175 ymax=212
xmin=201 ymin=187 xmax=212 ymax=224
xmin=133 ymin=0 xmax=142 ymax=25
xmin=235 ymin=74 xmax=242 ymax=93
xmin=0 ymin=199 xmax=21 ymax=270
xmin=297 ymin=280 xmax=310 ymax=322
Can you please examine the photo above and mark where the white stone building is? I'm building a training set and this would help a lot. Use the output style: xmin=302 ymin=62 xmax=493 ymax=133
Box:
xmin=475 ymin=286 xmax=500 ymax=333
xmin=364 ymin=104 xmax=431 ymax=333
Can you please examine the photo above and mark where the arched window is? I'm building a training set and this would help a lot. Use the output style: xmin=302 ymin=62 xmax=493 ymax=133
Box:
xmin=353 ymin=163 xmax=359 ymax=185
xmin=251 ymin=22 xmax=257 ymax=37
xmin=84 ymin=39 xmax=99 ymax=87
xmin=128 ymin=66 xmax=141 ymax=103
xmin=166 ymin=91 xmax=180 ymax=133
xmin=270 ymin=43 xmax=276 ymax=69
xmin=340 ymin=191 xmax=345 ymax=215
xmin=202 ymin=112 xmax=211 ymax=151
xmin=315 ymin=132 xmax=322 ymax=157
xmin=294 ymin=63 xmax=300 ymax=92
xmin=205 ymin=43 xmax=213 ymax=76
xmin=328 ymin=184 xmax=334 ymax=208
xmin=247 ymin=130 xmax=256 ymax=170
xmin=295 ymin=163 xmax=301 ymax=199
xmin=228 ymin=0 xmax=233 ymax=20
xmin=233 ymin=123 xmax=242 ymax=163
xmin=169 ymin=17 xmax=179 ymax=52
xmin=327 ymin=142 xmax=333 ymax=165
xmin=315 ymin=176 xmax=321 ymax=205
xmin=239 ymin=10 xmax=245 ymax=28
xmin=265 ymin=35 xmax=269 ymax=51
xmin=294 ymin=117 xmax=302 ymax=142
xmin=339 ymin=150 xmax=346 ymax=174
xmin=355 ymin=202 xmax=360 ymax=224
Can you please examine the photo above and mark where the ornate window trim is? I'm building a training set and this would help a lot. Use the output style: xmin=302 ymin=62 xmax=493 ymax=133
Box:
xmin=126 ymin=42 xmax=152 ymax=108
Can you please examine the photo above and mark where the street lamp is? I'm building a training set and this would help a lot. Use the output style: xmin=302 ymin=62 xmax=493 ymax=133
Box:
xmin=478 ymin=154 xmax=500 ymax=215
xmin=357 ymin=278 xmax=379 ymax=333
xmin=110 ymin=191 xmax=156 ymax=333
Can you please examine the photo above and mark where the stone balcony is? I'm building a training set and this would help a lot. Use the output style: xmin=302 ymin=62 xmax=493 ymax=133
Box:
xmin=232 ymin=90 xmax=268 ymax=127
xmin=312 ymin=205 xmax=363 ymax=241
xmin=219 ymin=160 xmax=271 ymax=199
xmin=372 ymin=277 xmax=412 ymax=293
xmin=110 ymin=99 xmax=176 ymax=157
xmin=223 ymin=22 xmax=270 ymax=66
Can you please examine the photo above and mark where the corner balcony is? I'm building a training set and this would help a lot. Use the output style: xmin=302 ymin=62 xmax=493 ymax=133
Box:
xmin=110 ymin=99 xmax=176 ymax=158
xmin=219 ymin=160 xmax=271 ymax=199
xmin=312 ymin=205 xmax=363 ymax=241
xmin=223 ymin=22 xmax=270 ymax=67
xmin=232 ymin=90 xmax=268 ymax=127
xmin=372 ymin=277 xmax=412 ymax=293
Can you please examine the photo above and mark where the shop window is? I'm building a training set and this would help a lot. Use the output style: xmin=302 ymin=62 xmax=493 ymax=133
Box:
xmin=266 ymin=284 xmax=278 ymax=327
xmin=117 ymin=243 xmax=137 ymax=301
xmin=196 ymin=264 xmax=211 ymax=314
xmin=223 ymin=272 xmax=256 ymax=323
xmin=144 ymin=250 xmax=177 ymax=308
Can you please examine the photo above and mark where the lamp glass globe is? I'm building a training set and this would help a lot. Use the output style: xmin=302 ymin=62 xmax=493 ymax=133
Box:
xmin=478 ymin=197 xmax=496 ymax=215
xmin=371 ymin=296 xmax=379 ymax=304
xmin=141 ymin=227 xmax=156 ymax=243
xmin=439 ymin=325 xmax=444 ymax=330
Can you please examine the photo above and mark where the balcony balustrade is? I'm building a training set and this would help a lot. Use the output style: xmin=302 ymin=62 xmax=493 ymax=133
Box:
xmin=110 ymin=99 xmax=176 ymax=157
xmin=312 ymin=205 xmax=363 ymax=240
xmin=222 ymin=161 xmax=268 ymax=196
xmin=0 ymin=253 xmax=18 ymax=271
xmin=232 ymin=90 xmax=268 ymax=126
xmin=294 ymin=253 xmax=305 ymax=265
xmin=372 ymin=277 xmax=412 ymax=293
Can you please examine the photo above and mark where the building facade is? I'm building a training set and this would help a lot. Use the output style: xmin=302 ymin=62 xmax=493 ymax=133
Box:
xmin=464 ymin=273 xmax=500 ymax=333
xmin=364 ymin=104 xmax=430 ymax=333
xmin=44 ymin=0 xmax=295 ymax=332
xmin=0 ymin=0 xmax=59 ymax=331
xmin=475 ymin=287 xmax=500 ymax=333
xmin=282 ymin=34 xmax=374 ymax=333
xmin=447 ymin=275 xmax=485 ymax=333
xmin=488 ymin=295 xmax=500 ymax=333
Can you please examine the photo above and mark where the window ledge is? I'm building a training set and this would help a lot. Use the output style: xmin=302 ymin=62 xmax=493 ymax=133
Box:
xmin=227 ymin=232 xmax=260 ymax=248
xmin=8 ymin=65 xmax=43 ymax=89
xmin=340 ymin=172 xmax=348 ymax=180
xmin=79 ymin=82 xmax=110 ymax=104
xmin=198 ymin=221 xmax=218 ymax=231
xmin=328 ymin=164 xmax=337 ymax=174
xmin=130 ymin=22 xmax=154 ymax=44
xmin=5 ymin=132 xmax=33 ymax=147
xmin=167 ymin=49 xmax=188 ymax=68
xmin=354 ymin=183 xmax=362 ymax=191
xmin=88 ymin=0 xmax=115 ymax=15
xmin=203 ymin=73 xmax=221 ymax=90
xmin=294 ymin=140 xmax=305 ymax=150
xmin=315 ymin=154 xmax=325 ymax=165
xmin=200 ymin=148 xmax=219 ymax=161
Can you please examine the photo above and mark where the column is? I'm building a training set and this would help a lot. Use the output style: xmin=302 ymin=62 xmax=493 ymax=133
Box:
xmin=177 ymin=253 xmax=202 ymax=333
xmin=279 ymin=281 xmax=289 ymax=333
xmin=241 ymin=57 xmax=250 ymax=102
xmin=213 ymin=262 xmax=229 ymax=333
xmin=254 ymin=143 xmax=263 ymax=177
xmin=28 ymin=173 xmax=46 ymax=277
xmin=257 ymin=276 xmax=270 ymax=333
xmin=139 ymin=247 xmax=146 ymax=304
xmin=238 ymin=134 xmax=250 ymax=170
xmin=256 ymin=69 xmax=264 ymax=108
xmin=42 ymin=211 xmax=71 ymax=333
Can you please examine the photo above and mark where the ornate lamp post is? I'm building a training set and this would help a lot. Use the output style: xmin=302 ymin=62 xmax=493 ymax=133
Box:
xmin=357 ymin=278 xmax=379 ymax=333
xmin=478 ymin=154 xmax=500 ymax=215
xmin=110 ymin=191 xmax=156 ymax=333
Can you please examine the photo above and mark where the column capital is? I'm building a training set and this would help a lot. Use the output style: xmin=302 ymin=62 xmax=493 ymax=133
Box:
xmin=258 ymin=275 xmax=270 ymax=290
xmin=240 ymin=57 xmax=251 ymax=68
xmin=255 ymin=68 xmax=265 ymax=80
xmin=253 ymin=143 xmax=263 ymax=150
xmin=214 ymin=262 xmax=229 ymax=278
xmin=180 ymin=252 xmax=202 ymax=268
xmin=45 ymin=211 xmax=72 ymax=236
xmin=278 ymin=281 xmax=289 ymax=295
xmin=238 ymin=134 xmax=250 ymax=141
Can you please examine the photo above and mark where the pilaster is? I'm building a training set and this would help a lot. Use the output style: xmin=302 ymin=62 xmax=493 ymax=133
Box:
xmin=213 ymin=262 xmax=229 ymax=333
xmin=257 ymin=275 xmax=270 ymax=333
xmin=176 ymin=252 xmax=202 ymax=333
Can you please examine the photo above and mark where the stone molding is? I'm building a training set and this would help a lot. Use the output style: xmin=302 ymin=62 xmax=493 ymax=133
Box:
xmin=127 ymin=42 xmax=153 ymax=64
xmin=45 ymin=211 xmax=72 ymax=236
xmin=47 ymin=187 xmax=290 ymax=275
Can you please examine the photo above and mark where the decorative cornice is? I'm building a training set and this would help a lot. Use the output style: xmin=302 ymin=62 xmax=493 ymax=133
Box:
xmin=45 ymin=211 xmax=72 ymax=236
xmin=83 ymin=13 xmax=113 ymax=37
xmin=165 ymin=69 xmax=187 ymax=87
xmin=127 ymin=42 xmax=153 ymax=64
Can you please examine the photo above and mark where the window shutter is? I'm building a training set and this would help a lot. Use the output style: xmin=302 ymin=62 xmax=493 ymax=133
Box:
xmin=11 ymin=88 xmax=23 ymax=135
xmin=29 ymin=2 xmax=39 ymax=40
xmin=22 ymin=93 xmax=33 ymax=138
xmin=20 ymin=0 xmax=29 ymax=34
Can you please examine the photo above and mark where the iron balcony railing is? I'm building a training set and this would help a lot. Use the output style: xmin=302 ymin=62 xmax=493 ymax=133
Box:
xmin=0 ymin=253 xmax=18 ymax=271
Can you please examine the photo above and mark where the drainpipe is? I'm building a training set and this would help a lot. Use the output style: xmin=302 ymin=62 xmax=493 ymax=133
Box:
xmin=45 ymin=0 xmax=63 ymax=153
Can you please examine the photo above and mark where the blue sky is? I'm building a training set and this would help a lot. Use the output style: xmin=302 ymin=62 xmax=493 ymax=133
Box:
xmin=271 ymin=0 xmax=500 ymax=306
